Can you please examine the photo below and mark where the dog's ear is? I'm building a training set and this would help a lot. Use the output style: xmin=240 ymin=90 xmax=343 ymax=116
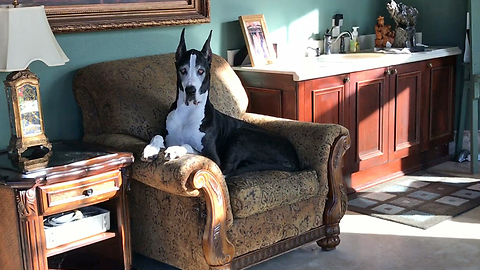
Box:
xmin=176 ymin=28 xmax=187 ymax=62
xmin=201 ymin=30 xmax=213 ymax=64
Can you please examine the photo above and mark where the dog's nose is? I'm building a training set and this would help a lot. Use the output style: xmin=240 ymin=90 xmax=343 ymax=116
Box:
xmin=185 ymin=86 xmax=196 ymax=95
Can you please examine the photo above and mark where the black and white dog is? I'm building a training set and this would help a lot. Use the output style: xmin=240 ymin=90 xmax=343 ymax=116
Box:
xmin=142 ymin=29 xmax=300 ymax=177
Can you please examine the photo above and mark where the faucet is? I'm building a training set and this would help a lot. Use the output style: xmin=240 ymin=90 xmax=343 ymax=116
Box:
xmin=307 ymin=46 xmax=321 ymax=57
xmin=323 ymin=28 xmax=353 ymax=55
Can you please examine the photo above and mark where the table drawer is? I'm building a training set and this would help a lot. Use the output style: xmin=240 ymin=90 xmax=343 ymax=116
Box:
xmin=39 ymin=170 xmax=121 ymax=215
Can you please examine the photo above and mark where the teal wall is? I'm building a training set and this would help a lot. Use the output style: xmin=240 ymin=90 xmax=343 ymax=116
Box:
xmin=0 ymin=0 xmax=468 ymax=149
xmin=400 ymin=0 xmax=469 ymax=131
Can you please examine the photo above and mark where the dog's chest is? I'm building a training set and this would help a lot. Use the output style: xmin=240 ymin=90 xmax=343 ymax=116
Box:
xmin=165 ymin=104 xmax=205 ymax=152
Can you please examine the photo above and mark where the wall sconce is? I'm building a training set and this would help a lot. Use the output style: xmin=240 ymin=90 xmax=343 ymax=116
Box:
xmin=0 ymin=2 xmax=69 ymax=161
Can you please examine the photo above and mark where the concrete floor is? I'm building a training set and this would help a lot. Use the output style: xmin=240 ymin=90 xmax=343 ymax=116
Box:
xmin=133 ymin=161 xmax=480 ymax=270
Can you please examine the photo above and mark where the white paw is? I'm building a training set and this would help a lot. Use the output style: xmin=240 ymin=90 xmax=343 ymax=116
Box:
xmin=141 ymin=135 xmax=165 ymax=162
xmin=164 ymin=146 xmax=189 ymax=160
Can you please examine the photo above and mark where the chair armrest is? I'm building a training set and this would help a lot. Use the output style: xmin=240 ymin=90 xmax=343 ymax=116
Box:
xmin=84 ymin=133 xmax=235 ymax=266
xmin=84 ymin=134 xmax=220 ymax=192
xmin=83 ymin=133 xmax=233 ymax=223
xmin=241 ymin=113 xmax=350 ymax=171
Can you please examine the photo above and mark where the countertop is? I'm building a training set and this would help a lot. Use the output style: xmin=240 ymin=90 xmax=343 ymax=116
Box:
xmin=232 ymin=47 xmax=462 ymax=81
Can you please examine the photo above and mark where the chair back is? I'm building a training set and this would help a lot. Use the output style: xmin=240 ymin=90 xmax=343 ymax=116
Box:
xmin=73 ymin=53 xmax=249 ymax=140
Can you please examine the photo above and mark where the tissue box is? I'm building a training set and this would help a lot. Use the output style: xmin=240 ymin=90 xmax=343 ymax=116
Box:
xmin=44 ymin=206 xmax=110 ymax=249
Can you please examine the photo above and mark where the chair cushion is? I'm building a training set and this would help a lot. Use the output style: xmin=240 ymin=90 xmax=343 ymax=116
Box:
xmin=227 ymin=170 xmax=320 ymax=218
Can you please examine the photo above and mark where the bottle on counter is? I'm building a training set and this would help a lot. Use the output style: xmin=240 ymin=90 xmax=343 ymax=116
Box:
xmin=350 ymin=27 xmax=360 ymax=53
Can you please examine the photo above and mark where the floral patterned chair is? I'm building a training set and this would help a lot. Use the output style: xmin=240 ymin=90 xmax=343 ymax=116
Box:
xmin=72 ymin=53 xmax=350 ymax=270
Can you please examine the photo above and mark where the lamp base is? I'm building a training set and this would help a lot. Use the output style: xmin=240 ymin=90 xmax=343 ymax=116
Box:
xmin=8 ymin=134 xmax=52 ymax=161
xmin=4 ymin=68 xmax=51 ymax=163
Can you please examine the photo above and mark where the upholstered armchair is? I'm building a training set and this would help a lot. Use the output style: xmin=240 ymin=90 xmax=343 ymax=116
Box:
xmin=72 ymin=53 xmax=350 ymax=270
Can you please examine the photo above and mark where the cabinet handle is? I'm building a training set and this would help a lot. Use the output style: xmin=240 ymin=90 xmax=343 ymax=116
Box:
xmin=384 ymin=69 xmax=391 ymax=76
xmin=83 ymin=188 xmax=94 ymax=196
xmin=392 ymin=69 xmax=398 ymax=74
xmin=428 ymin=62 xmax=433 ymax=68
xmin=343 ymin=77 xmax=350 ymax=83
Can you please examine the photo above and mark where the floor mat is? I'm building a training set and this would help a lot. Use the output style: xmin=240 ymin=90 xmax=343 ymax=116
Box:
xmin=348 ymin=171 xmax=480 ymax=229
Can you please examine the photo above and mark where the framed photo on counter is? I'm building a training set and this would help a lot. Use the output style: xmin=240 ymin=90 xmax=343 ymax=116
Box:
xmin=239 ymin=14 xmax=275 ymax=67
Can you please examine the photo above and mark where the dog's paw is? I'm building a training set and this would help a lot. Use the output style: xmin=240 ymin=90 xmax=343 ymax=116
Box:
xmin=164 ymin=146 xmax=188 ymax=160
xmin=141 ymin=135 xmax=165 ymax=162
xmin=141 ymin=144 xmax=160 ymax=162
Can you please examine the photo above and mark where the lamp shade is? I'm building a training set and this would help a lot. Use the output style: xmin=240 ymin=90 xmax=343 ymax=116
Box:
xmin=0 ymin=5 xmax=69 ymax=72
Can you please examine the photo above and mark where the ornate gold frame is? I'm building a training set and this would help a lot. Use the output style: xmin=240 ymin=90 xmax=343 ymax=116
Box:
xmin=38 ymin=0 xmax=210 ymax=33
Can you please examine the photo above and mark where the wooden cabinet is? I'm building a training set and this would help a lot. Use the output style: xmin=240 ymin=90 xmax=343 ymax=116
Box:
xmin=0 ymin=142 xmax=134 ymax=270
xmin=388 ymin=62 xmax=422 ymax=161
xmin=235 ymin=56 xmax=456 ymax=190
xmin=350 ymin=67 xmax=390 ymax=172
xmin=422 ymin=57 xmax=456 ymax=151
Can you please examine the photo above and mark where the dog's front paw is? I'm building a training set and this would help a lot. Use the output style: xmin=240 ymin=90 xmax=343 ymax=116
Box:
xmin=164 ymin=146 xmax=188 ymax=160
xmin=141 ymin=144 xmax=160 ymax=162
xmin=141 ymin=135 xmax=165 ymax=162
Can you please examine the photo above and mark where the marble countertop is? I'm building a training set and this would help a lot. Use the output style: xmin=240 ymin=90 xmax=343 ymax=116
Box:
xmin=232 ymin=47 xmax=462 ymax=81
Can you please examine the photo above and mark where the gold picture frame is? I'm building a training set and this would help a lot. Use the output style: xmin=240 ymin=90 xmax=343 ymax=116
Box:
xmin=0 ymin=0 xmax=210 ymax=33
xmin=238 ymin=14 xmax=275 ymax=67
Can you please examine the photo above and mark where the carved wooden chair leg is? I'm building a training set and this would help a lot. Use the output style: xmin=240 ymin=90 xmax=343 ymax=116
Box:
xmin=317 ymin=223 xmax=341 ymax=251
xmin=317 ymin=135 xmax=350 ymax=251
xmin=191 ymin=170 xmax=236 ymax=270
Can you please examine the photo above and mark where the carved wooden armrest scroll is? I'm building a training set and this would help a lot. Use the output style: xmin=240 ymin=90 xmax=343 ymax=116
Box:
xmin=318 ymin=134 xmax=351 ymax=251
xmin=191 ymin=170 xmax=235 ymax=269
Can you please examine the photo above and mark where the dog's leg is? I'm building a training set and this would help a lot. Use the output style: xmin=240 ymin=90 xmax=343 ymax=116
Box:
xmin=142 ymin=135 xmax=165 ymax=162
xmin=164 ymin=144 xmax=197 ymax=160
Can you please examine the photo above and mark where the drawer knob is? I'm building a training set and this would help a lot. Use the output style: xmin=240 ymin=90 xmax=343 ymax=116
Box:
xmin=428 ymin=62 xmax=433 ymax=68
xmin=343 ymin=77 xmax=350 ymax=83
xmin=83 ymin=188 xmax=94 ymax=196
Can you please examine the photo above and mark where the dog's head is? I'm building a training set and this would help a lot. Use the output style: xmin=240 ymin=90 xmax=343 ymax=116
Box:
xmin=175 ymin=28 xmax=212 ymax=106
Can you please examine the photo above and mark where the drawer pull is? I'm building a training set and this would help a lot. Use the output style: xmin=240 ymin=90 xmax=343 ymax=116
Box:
xmin=83 ymin=188 xmax=94 ymax=196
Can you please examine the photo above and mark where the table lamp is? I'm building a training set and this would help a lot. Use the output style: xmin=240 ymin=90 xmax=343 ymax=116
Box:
xmin=0 ymin=1 xmax=69 ymax=160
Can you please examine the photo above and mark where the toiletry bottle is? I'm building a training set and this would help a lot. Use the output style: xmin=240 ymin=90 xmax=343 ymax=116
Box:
xmin=350 ymin=27 xmax=360 ymax=53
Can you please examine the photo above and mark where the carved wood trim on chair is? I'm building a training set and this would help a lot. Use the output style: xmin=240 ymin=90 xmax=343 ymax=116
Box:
xmin=231 ymin=225 xmax=327 ymax=270
xmin=317 ymin=134 xmax=351 ymax=251
xmin=191 ymin=170 xmax=235 ymax=269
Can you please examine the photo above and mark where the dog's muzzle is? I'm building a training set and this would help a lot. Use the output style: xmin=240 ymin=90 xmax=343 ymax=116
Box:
xmin=184 ymin=86 xmax=198 ymax=105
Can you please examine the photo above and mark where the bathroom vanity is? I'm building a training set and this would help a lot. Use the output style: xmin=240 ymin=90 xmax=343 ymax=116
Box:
xmin=233 ymin=47 xmax=461 ymax=190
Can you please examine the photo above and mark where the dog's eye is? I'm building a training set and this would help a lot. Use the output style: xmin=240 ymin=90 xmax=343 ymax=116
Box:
xmin=198 ymin=69 xmax=204 ymax=75
xmin=180 ymin=68 xmax=187 ymax=75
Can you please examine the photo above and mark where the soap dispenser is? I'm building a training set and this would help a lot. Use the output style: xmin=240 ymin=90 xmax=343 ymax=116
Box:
xmin=350 ymin=27 xmax=360 ymax=52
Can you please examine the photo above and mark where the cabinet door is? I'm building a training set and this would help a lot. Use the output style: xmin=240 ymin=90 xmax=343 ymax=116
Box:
xmin=422 ymin=57 xmax=456 ymax=150
xmin=305 ymin=75 xmax=353 ymax=172
xmin=388 ymin=63 xmax=422 ymax=160
xmin=245 ymin=87 xmax=283 ymax=118
xmin=350 ymin=68 xmax=390 ymax=171
xmin=235 ymin=71 xmax=298 ymax=120
xmin=305 ymin=75 xmax=350 ymax=126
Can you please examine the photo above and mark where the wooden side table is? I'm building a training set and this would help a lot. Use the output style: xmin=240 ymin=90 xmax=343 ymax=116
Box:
xmin=0 ymin=142 xmax=134 ymax=270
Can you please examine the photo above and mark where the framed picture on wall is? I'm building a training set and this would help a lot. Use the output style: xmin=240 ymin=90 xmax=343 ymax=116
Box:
xmin=239 ymin=14 xmax=275 ymax=67
xmin=0 ymin=0 xmax=210 ymax=33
